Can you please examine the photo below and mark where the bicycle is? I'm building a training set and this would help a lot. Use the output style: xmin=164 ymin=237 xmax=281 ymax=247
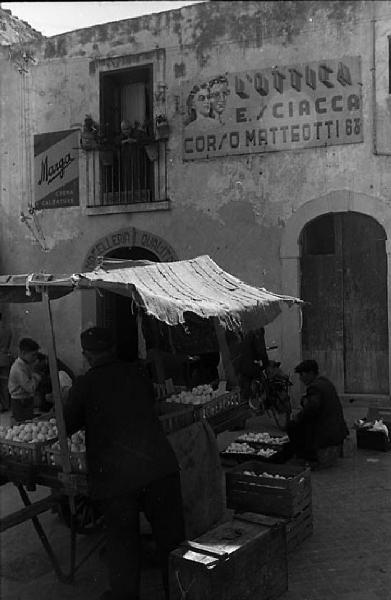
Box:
xmin=248 ymin=356 xmax=293 ymax=432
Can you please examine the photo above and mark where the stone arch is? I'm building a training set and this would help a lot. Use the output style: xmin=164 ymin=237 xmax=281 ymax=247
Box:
xmin=81 ymin=227 xmax=178 ymax=332
xmin=82 ymin=226 xmax=178 ymax=271
xmin=280 ymin=190 xmax=391 ymax=398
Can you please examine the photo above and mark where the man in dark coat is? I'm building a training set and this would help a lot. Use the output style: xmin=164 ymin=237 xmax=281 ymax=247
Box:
xmin=64 ymin=327 xmax=185 ymax=600
xmin=287 ymin=359 xmax=349 ymax=462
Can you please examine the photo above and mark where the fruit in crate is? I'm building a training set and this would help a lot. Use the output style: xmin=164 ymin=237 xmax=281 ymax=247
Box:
xmin=237 ymin=432 xmax=290 ymax=445
xmin=51 ymin=430 xmax=86 ymax=453
xmin=224 ymin=442 xmax=256 ymax=454
xmin=243 ymin=470 xmax=292 ymax=479
xmin=166 ymin=384 xmax=215 ymax=406
xmin=3 ymin=419 xmax=58 ymax=443
xmin=254 ymin=447 xmax=277 ymax=458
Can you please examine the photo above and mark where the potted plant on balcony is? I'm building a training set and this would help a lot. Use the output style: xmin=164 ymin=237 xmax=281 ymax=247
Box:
xmin=155 ymin=114 xmax=170 ymax=141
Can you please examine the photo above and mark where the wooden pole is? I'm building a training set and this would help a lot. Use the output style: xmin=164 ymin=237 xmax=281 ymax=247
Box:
xmin=42 ymin=289 xmax=72 ymax=475
xmin=213 ymin=318 xmax=239 ymax=388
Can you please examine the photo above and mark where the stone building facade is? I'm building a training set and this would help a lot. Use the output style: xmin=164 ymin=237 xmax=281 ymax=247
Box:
xmin=1 ymin=1 xmax=391 ymax=399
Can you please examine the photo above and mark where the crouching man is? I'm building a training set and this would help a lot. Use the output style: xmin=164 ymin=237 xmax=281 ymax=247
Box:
xmin=287 ymin=359 xmax=349 ymax=466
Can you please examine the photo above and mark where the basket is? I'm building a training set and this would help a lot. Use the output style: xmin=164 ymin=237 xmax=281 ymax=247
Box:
xmin=193 ymin=389 xmax=241 ymax=420
xmin=45 ymin=446 xmax=87 ymax=473
xmin=159 ymin=403 xmax=195 ymax=435
xmin=0 ymin=437 xmax=56 ymax=465
xmin=226 ymin=460 xmax=312 ymax=518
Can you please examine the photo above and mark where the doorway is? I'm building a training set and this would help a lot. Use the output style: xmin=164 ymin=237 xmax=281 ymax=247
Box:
xmin=300 ymin=211 xmax=388 ymax=395
xmin=96 ymin=246 xmax=158 ymax=362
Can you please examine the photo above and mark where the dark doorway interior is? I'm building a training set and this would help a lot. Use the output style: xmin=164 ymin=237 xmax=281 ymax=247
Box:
xmin=97 ymin=246 xmax=158 ymax=362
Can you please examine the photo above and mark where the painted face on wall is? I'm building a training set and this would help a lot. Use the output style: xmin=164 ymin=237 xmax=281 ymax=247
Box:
xmin=193 ymin=88 xmax=211 ymax=118
xmin=210 ymin=81 xmax=230 ymax=116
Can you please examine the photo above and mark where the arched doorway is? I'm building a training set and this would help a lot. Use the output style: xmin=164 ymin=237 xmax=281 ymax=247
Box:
xmin=300 ymin=211 xmax=388 ymax=394
xmin=97 ymin=246 xmax=159 ymax=362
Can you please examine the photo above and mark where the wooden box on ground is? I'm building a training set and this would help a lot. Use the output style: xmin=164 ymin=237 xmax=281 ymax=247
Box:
xmin=169 ymin=512 xmax=287 ymax=600
xmin=226 ymin=461 xmax=311 ymax=518
xmin=284 ymin=503 xmax=313 ymax=553
xmin=356 ymin=429 xmax=391 ymax=452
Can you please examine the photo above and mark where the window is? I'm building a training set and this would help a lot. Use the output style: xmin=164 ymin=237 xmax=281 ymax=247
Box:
xmin=95 ymin=65 xmax=166 ymax=206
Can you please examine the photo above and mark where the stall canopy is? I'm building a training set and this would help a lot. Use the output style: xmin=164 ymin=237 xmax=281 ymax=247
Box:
xmin=0 ymin=255 xmax=302 ymax=330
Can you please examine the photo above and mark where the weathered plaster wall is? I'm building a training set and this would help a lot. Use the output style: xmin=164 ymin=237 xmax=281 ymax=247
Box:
xmin=1 ymin=0 xmax=391 ymax=373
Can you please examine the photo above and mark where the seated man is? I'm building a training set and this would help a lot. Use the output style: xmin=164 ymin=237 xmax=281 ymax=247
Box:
xmin=287 ymin=359 xmax=349 ymax=464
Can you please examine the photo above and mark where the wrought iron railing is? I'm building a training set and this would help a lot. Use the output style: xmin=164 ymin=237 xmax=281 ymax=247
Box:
xmin=86 ymin=140 xmax=168 ymax=207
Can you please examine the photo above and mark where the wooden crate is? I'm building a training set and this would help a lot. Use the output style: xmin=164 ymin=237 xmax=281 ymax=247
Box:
xmin=356 ymin=429 xmax=391 ymax=452
xmin=0 ymin=438 xmax=56 ymax=465
xmin=193 ymin=389 xmax=241 ymax=420
xmin=45 ymin=446 xmax=87 ymax=473
xmin=284 ymin=502 xmax=313 ymax=553
xmin=234 ymin=437 xmax=294 ymax=463
xmin=159 ymin=403 xmax=195 ymax=435
xmin=226 ymin=461 xmax=311 ymax=518
xmin=169 ymin=512 xmax=287 ymax=600
xmin=221 ymin=446 xmax=288 ymax=465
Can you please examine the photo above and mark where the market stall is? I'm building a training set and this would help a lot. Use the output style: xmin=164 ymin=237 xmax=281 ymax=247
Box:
xmin=0 ymin=255 xmax=302 ymax=581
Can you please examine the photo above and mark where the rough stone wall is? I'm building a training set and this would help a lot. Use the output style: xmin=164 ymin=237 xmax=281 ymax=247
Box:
xmin=1 ymin=0 xmax=391 ymax=372
xmin=0 ymin=5 xmax=42 ymax=45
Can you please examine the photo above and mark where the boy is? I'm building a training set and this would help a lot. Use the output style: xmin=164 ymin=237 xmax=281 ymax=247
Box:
xmin=8 ymin=338 xmax=41 ymax=423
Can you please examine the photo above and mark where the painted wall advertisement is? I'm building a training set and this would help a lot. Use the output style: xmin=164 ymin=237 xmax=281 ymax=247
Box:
xmin=182 ymin=56 xmax=362 ymax=160
xmin=34 ymin=129 xmax=79 ymax=209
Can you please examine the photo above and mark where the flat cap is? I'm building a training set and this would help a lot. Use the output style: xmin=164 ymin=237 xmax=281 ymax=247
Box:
xmin=80 ymin=327 xmax=114 ymax=352
xmin=294 ymin=359 xmax=319 ymax=374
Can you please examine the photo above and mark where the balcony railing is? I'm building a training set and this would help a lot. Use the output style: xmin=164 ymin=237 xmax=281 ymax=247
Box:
xmin=85 ymin=139 xmax=168 ymax=208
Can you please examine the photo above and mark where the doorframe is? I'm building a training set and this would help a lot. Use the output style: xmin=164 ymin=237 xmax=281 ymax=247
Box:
xmin=280 ymin=189 xmax=391 ymax=400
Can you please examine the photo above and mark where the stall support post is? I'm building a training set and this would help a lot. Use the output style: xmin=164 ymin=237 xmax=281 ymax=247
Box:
xmin=42 ymin=290 xmax=72 ymax=476
xmin=213 ymin=318 xmax=239 ymax=388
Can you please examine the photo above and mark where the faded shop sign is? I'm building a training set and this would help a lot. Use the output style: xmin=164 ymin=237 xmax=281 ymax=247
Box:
xmin=34 ymin=129 xmax=79 ymax=209
xmin=182 ymin=56 xmax=362 ymax=160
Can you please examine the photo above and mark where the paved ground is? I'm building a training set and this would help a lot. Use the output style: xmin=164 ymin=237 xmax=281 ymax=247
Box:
xmin=1 ymin=401 xmax=390 ymax=600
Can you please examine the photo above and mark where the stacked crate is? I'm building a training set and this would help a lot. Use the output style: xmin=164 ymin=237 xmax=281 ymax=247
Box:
xmin=226 ymin=461 xmax=313 ymax=553
xmin=169 ymin=511 xmax=288 ymax=600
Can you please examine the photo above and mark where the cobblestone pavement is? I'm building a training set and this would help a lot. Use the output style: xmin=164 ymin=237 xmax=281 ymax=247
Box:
xmin=1 ymin=402 xmax=390 ymax=599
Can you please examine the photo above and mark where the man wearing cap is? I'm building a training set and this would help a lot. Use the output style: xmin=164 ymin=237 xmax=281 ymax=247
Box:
xmin=287 ymin=359 xmax=349 ymax=464
xmin=64 ymin=327 xmax=185 ymax=600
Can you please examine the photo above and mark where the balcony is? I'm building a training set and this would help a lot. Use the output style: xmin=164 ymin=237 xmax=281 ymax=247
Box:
xmin=84 ymin=136 xmax=169 ymax=215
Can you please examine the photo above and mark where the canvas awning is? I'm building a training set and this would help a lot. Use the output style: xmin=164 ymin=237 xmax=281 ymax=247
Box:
xmin=0 ymin=255 xmax=302 ymax=331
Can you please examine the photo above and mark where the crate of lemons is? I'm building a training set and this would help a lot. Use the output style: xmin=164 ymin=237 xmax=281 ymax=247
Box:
xmin=165 ymin=384 xmax=241 ymax=419
xmin=0 ymin=418 xmax=58 ymax=464
xmin=46 ymin=429 xmax=87 ymax=473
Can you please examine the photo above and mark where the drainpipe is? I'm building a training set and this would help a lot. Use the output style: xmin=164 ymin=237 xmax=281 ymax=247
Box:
xmin=371 ymin=1 xmax=391 ymax=155
xmin=371 ymin=1 xmax=378 ymax=155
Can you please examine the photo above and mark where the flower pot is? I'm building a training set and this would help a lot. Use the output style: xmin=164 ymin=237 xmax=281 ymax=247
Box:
xmin=144 ymin=143 xmax=158 ymax=162
xmin=156 ymin=123 xmax=169 ymax=140
xmin=81 ymin=132 xmax=98 ymax=150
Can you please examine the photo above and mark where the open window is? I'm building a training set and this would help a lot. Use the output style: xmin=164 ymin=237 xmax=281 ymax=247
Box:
xmin=99 ymin=65 xmax=158 ymax=205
